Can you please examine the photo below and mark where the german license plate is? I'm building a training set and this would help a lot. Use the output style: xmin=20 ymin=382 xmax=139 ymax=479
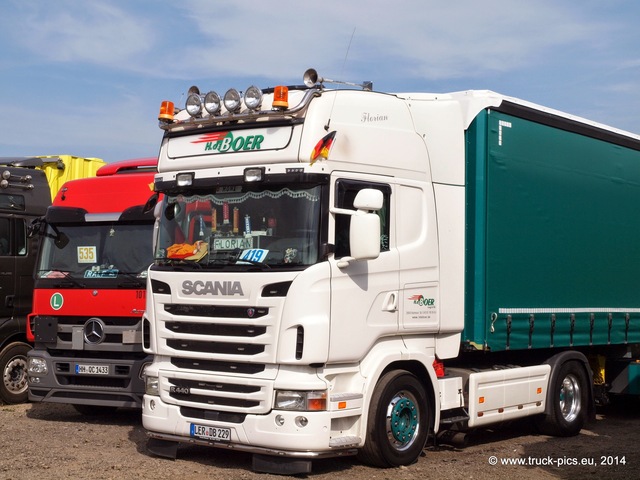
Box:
xmin=190 ymin=423 xmax=231 ymax=441
xmin=75 ymin=364 xmax=109 ymax=375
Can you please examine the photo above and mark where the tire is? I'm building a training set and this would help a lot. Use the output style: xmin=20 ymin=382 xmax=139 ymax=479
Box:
xmin=0 ymin=342 xmax=31 ymax=404
xmin=357 ymin=370 xmax=430 ymax=468
xmin=536 ymin=360 xmax=588 ymax=437
xmin=73 ymin=404 xmax=118 ymax=416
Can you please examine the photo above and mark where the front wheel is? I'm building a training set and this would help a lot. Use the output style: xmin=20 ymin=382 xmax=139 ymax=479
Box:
xmin=0 ymin=342 xmax=31 ymax=404
xmin=536 ymin=360 xmax=589 ymax=436
xmin=357 ymin=370 xmax=430 ymax=468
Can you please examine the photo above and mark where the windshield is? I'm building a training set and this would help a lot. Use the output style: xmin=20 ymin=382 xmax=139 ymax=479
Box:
xmin=155 ymin=185 xmax=322 ymax=268
xmin=37 ymin=222 xmax=154 ymax=282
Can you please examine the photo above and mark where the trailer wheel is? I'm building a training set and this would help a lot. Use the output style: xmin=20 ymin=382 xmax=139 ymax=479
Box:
xmin=357 ymin=370 xmax=430 ymax=468
xmin=537 ymin=360 xmax=588 ymax=437
xmin=0 ymin=342 xmax=31 ymax=404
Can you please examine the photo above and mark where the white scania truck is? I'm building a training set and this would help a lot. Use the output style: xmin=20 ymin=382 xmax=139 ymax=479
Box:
xmin=142 ymin=69 xmax=640 ymax=474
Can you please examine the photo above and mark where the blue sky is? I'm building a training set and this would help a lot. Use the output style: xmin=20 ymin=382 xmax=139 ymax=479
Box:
xmin=1 ymin=1 xmax=639 ymax=163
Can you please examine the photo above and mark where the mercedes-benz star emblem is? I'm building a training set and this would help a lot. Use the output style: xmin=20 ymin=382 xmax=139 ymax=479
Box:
xmin=83 ymin=318 xmax=106 ymax=345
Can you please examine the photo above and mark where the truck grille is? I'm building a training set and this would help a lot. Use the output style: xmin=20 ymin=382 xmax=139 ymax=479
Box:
xmin=171 ymin=357 xmax=265 ymax=374
xmin=57 ymin=315 xmax=141 ymax=327
xmin=165 ymin=304 xmax=267 ymax=319
xmin=158 ymin=298 xmax=278 ymax=413
xmin=167 ymin=339 xmax=265 ymax=355
xmin=169 ymin=378 xmax=260 ymax=407
xmin=165 ymin=321 xmax=266 ymax=337
xmin=54 ymin=363 xmax=130 ymax=388
xmin=50 ymin=316 xmax=144 ymax=352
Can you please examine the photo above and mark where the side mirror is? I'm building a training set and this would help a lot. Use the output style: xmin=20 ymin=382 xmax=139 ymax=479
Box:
xmin=54 ymin=232 xmax=69 ymax=249
xmin=143 ymin=193 xmax=159 ymax=214
xmin=164 ymin=202 xmax=181 ymax=220
xmin=332 ymin=188 xmax=383 ymax=268
xmin=349 ymin=210 xmax=381 ymax=260
xmin=353 ymin=188 xmax=383 ymax=211
xmin=27 ymin=218 xmax=44 ymax=238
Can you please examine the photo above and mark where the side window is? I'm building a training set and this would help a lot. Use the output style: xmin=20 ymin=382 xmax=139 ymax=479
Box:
xmin=334 ymin=180 xmax=390 ymax=258
xmin=0 ymin=218 xmax=28 ymax=256
xmin=17 ymin=219 xmax=27 ymax=256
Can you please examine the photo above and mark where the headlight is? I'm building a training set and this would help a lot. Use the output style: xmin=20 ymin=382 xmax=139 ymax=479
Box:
xmin=145 ymin=375 xmax=159 ymax=396
xmin=27 ymin=357 xmax=48 ymax=375
xmin=274 ymin=390 xmax=327 ymax=411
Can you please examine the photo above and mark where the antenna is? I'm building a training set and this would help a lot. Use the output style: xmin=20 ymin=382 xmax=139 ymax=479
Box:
xmin=309 ymin=28 xmax=372 ymax=131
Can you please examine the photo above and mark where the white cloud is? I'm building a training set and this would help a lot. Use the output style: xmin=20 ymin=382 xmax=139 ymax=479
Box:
xmin=1 ymin=0 xmax=639 ymax=159
xmin=3 ymin=2 xmax=155 ymax=68
xmin=165 ymin=0 xmax=611 ymax=83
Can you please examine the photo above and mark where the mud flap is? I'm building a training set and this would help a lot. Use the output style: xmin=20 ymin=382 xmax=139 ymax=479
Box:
xmin=146 ymin=438 xmax=179 ymax=459
xmin=252 ymin=454 xmax=312 ymax=475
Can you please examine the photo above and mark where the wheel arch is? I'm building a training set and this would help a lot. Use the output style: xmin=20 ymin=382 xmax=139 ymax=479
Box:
xmin=0 ymin=316 xmax=30 ymax=351
xmin=364 ymin=359 xmax=438 ymax=435
xmin=543 ymin=350 xmax=595 ymax=422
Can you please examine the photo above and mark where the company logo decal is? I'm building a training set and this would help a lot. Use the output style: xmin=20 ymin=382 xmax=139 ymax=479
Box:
xmin=83 ymin=318 xmax=106 ymax=345
xmin=50 ymin=292 xmax=64 ymax=310
xmin=191 ymin=131 xmax=264 ymax=153
xmin=409 ymin=294 xmax=435 ymax=306
xmin=182 ymin=280 xmax=244 ymax=296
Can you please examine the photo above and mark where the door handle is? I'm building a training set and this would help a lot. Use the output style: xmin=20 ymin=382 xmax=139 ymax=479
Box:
xmin=382 ymin=291 xmax=398 ymax=312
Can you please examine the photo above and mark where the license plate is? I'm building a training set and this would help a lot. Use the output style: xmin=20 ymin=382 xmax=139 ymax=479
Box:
xmin=190 ymin=423 xmax=231 ymax=442
xmin=75 ymin=364 xmax=109 ymax=375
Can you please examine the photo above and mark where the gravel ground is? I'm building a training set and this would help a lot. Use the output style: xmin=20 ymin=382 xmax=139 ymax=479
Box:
xmin=1 ymin=399 xmax=638 ymax=479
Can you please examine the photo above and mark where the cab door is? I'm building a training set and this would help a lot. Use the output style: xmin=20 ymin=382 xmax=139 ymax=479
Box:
xmin=0 ymin=217 xmax=16 ymax=319
xmin=327 ymin=174 xmax=399 ymax=362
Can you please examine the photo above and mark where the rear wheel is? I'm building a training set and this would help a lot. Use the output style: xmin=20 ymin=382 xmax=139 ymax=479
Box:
xmin=0 ymin=342 xmax=31 ymax=404
xmin=358 ymin=370 xmax=430 ymax=467
xmin=536 ymin=361 xmax=588 ymax=436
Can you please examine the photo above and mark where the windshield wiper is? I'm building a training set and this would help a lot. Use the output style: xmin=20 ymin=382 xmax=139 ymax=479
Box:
xmin=36 ymin=269 xmax=86 ymax=288
xmin=117 ymin=272 xmax=147 ymax=288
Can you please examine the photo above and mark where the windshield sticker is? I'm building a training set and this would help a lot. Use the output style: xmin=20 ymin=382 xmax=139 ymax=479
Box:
xmin=84 ymin=266 xmax=119 ymax=278
xmin=77 ymin=246 xmax=97 ymax=264
xmin=238 ymin=249 xmax=269 ymax=264
xmin=214 ymin=237 xmax=253 ymax=250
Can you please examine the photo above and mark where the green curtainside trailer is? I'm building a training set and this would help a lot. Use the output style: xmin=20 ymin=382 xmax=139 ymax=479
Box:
xmin=465 ymin=103 xmax=640 ymax=353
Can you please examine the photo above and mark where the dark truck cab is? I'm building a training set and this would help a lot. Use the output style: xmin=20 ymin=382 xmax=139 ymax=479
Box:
xmin=0 ymin=158 xmax=51 ymax=404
